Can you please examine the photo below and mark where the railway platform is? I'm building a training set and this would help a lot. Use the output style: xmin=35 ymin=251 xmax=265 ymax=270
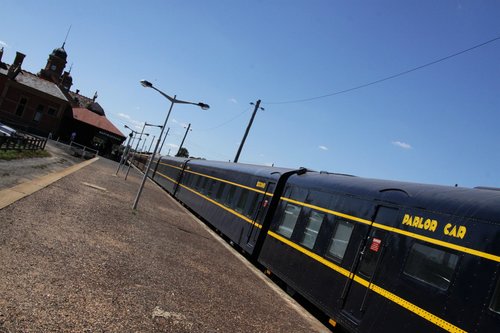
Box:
xmin=0 ymin=157 xmax=329 ymax=332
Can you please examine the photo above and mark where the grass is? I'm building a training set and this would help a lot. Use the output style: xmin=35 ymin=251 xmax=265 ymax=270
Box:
xmin=0 ymin=149 xmax=51 ymax=161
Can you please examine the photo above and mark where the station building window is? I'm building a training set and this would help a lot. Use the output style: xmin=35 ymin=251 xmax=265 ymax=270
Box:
xmin=16 ymin=97 xmax=28 ymax=116
xmin=490 ymin=277 xmax=500 ymax=314
xmin=300 ymin=211 xmax=325 ymax=249
xmin=403 ymin=242 xmax=459 ymax=290
xmin=326 ymin=220 xmax=354 ymax=262
xmin=276 ymin=202 xmax=301 ymax=239
xmin=33 ymin=104 xmax=44 ymax=122
xmin=47 ymin=107 xmax=58 ymax=117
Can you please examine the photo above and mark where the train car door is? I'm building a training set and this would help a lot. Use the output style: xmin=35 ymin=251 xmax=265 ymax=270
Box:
xmin=340 ymin=206 xmax=398 ymax=326
xmin=246 ymin=182 xmax=275 ymax=248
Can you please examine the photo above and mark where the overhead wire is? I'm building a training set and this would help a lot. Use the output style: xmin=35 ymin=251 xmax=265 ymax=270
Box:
xmin=265 ymin=35 xmax=500 ymax=105
xmin=197 ymin=105 xmax=252 ymax=132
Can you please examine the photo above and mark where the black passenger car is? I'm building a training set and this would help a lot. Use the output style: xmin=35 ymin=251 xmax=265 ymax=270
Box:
xmin=148 ymin=155 xmax=500 ymax=333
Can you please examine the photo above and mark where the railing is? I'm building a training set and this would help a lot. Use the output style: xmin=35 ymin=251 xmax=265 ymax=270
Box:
xmin=69 ymin=141 xmax=99 ymax=159
xmin=0 ymin=134 xmax=47 ymax=151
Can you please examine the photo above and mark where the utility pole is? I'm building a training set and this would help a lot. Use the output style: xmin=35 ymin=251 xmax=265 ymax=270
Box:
xmin=234 ymin=99 xmax=263 ymax=163
xmin=176 ymin=123 xmax=191 ymax=156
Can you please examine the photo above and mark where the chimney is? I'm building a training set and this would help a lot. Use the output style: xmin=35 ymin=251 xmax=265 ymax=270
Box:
xmin=13 ymin=51 xmax=25 ymax=67
xmin=7 ymin=51 xmax=26 ymax=79
xmin=0 ymin=47 xmax=3 ymax=63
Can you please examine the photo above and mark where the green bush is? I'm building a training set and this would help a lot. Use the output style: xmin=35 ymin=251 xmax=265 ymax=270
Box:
xmin=0 ymin=149 xmax=51 ymax=160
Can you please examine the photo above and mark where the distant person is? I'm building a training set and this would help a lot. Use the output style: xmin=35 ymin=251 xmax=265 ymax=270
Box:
xmin=70 ymin=132 xmax=76 ymax=142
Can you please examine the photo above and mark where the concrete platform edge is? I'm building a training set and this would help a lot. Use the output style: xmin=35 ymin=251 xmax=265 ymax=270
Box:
xmin=0 ymin=157 xmax=99 ymax=210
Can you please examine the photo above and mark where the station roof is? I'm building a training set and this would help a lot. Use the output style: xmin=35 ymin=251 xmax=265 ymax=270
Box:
xmin=72 ymin=107 xmax=125 ymax=139
xmin=0 ymin=67 xmax=68 ymax=102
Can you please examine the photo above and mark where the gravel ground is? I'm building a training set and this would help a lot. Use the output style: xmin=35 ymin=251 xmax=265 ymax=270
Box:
xmin=0 ymin=158 xmax=328 ymax=332
xmin=0 ymin=140 xmax=83 ymax=191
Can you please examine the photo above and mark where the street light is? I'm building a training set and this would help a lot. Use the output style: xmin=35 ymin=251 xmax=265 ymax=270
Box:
xmin=116 ymin=125 xmax=139 ymax=175
xmin=140 ymin=133 xmax=150 ymax=152
xmin=125 ymin=131 xmax=148 ymax=180
xmin=133 ymin=80 xmax=209 ymax=210
xmin=152 ymin=127 xmax=170 ymax=178
xmin=147 ymin=135 xmax=155 ymax=153
xmin=125 ymin=120 xmax=162 ymax=180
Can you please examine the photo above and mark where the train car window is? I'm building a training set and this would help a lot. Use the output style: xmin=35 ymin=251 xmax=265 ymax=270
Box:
xmin=225 ymin=186 xmax=236 ymax=207
xmin=235 ymin=190 xmax=249 ymax=213
xmin=403 ymin=243 xmax=459 ymax=290
xmin=299 ymin=211 xmax=325 ymax=249
xmin=194 ymin=175 xmax=202 ymax=190
xmin=200 ymin=177 xmax=209 ymax=194
xmin=206 ymin=179 xmax=215 ymax=197
xmin=276 ymin=203 xmax=301 ymax=238
xmin=490 ymin=277 xmax=500 ymax=314
xmin=326 ymin=220 xmax=354 ymax=262
xmin=215 ymin=183 xmax=226 ymax=201
xmin=188 ymin=173 xmax=197 ymax=187
xmin=182 ymin=172 xmax=192 ymax=185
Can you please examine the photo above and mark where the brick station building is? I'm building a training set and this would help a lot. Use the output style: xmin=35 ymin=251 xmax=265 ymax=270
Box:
xmin=0 ymin=45 xmax=125 ymax=156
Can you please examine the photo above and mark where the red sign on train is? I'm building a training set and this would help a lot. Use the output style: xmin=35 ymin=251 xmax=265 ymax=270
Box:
xmin=370 ymin=238 xmax=382 ymax=252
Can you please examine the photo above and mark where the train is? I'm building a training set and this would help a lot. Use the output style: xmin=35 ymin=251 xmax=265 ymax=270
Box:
xmin=135 ymin=154 xmax=500 ymax=332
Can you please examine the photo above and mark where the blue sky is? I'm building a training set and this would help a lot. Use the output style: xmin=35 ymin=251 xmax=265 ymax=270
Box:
xmin=1 ymin=1 xmax=500 ymax=188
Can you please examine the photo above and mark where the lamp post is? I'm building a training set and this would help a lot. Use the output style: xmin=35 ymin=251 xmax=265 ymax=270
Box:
xmin=116 ymin=125 xmax=139 ymax=175
xmin=147 ymin=135 xmax=155 ymax=153
xmin=176 ymin=123 xmax=192 ymax=157
xmin=140 ymin=133 xmax=149 ymax=152
xmin=133 ymin=80 xmax=209 ymax=210
xmin=125 ymin=130 xmax=148 ymax=180
xmin=125 ymin=120 xmax=162 ymax=180
xmin=152 ymin=127 xmax=169 ymax=178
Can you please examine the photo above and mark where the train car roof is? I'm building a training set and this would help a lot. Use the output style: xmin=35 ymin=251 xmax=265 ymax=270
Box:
xmin=292 ymin=171 xmax=500 ymax=222
xmin=161 ymin=156 xmax=499 ymax=222
xmin=163 ymin=156 xmax=293 ymax=179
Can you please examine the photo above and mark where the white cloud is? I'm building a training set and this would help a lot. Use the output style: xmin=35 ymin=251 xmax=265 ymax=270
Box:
xmin=166 ymin=143 xmax=179 ymax=149
xmin=318 ymin=145 xmax=329 ymax=151
xmin=117 ymin=113 xmax=131 ymax=120
xmin=229 ymin=98 xmax=238 ymax=104
xmin=115 ymin=113 xmax=144 ymax=130
xmin=0 ymin=40 xmax=8 ymax=48
xmin=392 ymin=141 xmax=412 ymax=149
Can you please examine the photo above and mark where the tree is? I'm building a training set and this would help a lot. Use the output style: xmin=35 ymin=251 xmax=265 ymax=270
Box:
xmin=176 ymin=147 xmax=189 ymax=158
